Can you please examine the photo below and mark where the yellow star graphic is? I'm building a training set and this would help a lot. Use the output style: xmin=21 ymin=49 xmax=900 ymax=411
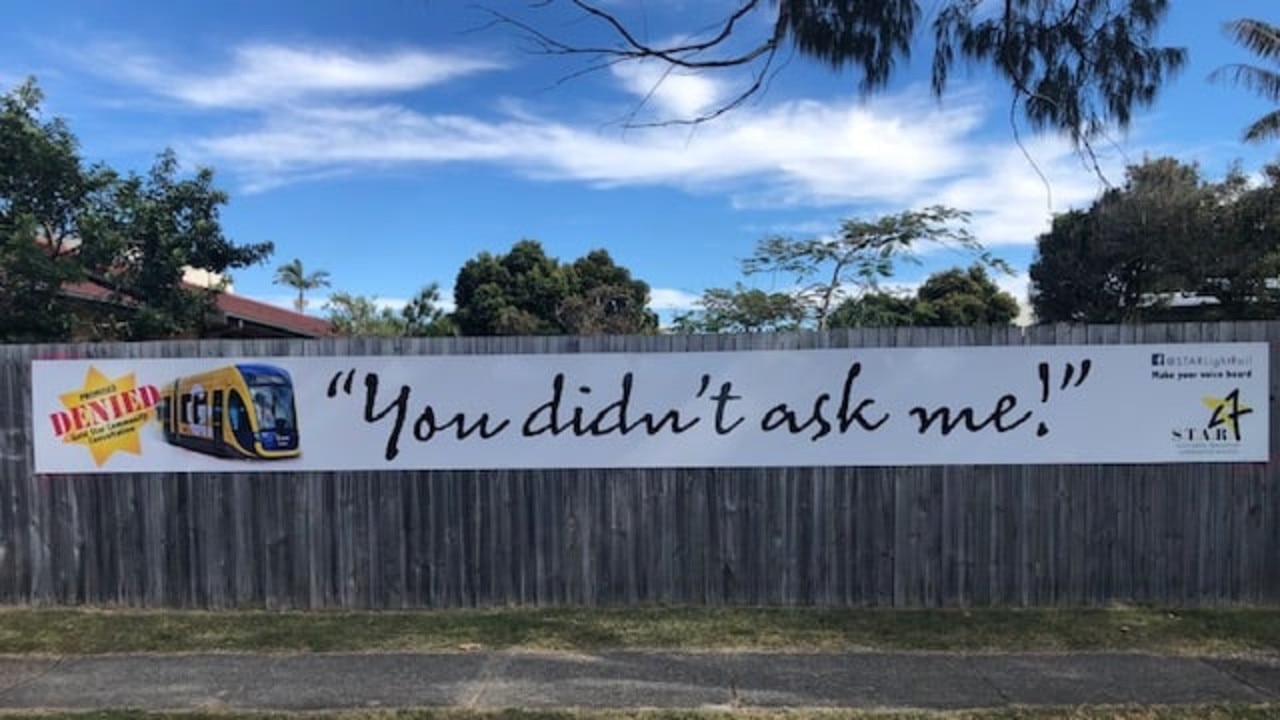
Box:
xmin=57 ymin=367 xmax=150 ymax=467
xmin=1202 ymin=393 xmax=1252 ymax=439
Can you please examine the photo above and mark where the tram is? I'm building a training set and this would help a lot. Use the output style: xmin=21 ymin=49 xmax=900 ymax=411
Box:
xmin=156 ymin=364 xmax=300 ymax=459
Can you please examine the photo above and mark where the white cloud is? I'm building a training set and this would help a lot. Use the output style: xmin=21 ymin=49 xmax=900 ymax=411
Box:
xmin=95 ymin=42 xmax=501 ymax=110
xmin=535 ymin=96 xmax=981 ymax=198
xmin=609 ymin=59 xmax=726 ymax=119
xmin=994 ymin=271 xmax=1035 ymax=326
xmin=96 ymin=41 xmax=1117 ymax=247
xmin=648 ymin=287 xmax=702 ymax=311
xmin=928 ymin=136 xmax=1117 ymax=246
xmin=257 ymin=294 xmax=326 ymax=316
xmin=187 ymin=90 xmax=1000 ymax=208
xmin=372 ymin=297 xmax=411 ymax=313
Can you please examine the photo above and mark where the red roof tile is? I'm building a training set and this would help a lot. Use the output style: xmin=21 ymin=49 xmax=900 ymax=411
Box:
xmin=60 ymin=278 xmax=334 ymax=338
xmin=61 ymin=281 xmax=116 ymax=302
xmin=210 ymin=289 xmax=335 ymax=337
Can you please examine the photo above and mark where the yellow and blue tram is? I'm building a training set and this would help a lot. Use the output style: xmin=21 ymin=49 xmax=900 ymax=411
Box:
xmin=156 ymin=363 xmax=300 ymax=460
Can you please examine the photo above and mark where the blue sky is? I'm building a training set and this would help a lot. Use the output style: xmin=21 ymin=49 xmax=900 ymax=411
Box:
xmin=4 ymin=0 xmax=1278 ymax=323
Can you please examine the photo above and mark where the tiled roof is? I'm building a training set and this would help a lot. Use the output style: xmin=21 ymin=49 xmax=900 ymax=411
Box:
xmin=211 ymin=289 xmax=335 ymax=337
xmin=61 ymin=279 xmax=335 ymax=338
xmin=61 ymin=280 xmax=117 ymax=302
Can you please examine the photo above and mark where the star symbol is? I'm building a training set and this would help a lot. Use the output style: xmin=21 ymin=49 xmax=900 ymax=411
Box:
xmin=1202 ymin=390 xmax=1253 ymax=441
xmin=57 ymin=367 xmax=149 ymax=467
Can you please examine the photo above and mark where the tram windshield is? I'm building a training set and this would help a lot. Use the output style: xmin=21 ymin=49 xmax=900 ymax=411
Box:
xmin=249 ymin=383 xmax=296 ymax=432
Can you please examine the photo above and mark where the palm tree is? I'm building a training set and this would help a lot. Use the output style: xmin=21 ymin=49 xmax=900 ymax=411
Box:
xmin=1211 ymin=18 xmax=1280 ymax=143
xmin=273 ymin=258 xmax=331 ymax=312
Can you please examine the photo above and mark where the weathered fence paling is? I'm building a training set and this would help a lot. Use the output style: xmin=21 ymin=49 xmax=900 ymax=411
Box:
xmin=1 ymin=323 xmax=1277 ymax=608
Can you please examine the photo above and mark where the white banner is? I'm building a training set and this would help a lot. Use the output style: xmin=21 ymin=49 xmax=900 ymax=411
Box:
xmin=30 ymin=343 xmax=1269 ymax=473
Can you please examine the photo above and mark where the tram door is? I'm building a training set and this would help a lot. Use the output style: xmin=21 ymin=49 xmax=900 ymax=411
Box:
xmin=212 ymin=390 xmax=224 ymax=453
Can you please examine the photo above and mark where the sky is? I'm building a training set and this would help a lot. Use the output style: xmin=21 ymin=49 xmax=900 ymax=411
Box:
xmin=3 ymin=0 xmax=1278 ymax=324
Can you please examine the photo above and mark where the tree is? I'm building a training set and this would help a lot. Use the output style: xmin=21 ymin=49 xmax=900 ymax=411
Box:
xmin=402 ymin=283 xmax=457 ymax=337
xmin=94 ymin=150 xmax=274 ymax=340
xmin=826 ymin=265 xmax=1019 ymax=328
xmin=1027 ymin=211 xmax=1110 ymax=323
xmin=1030 ymin=157 xmax=1217 ymax=323
xmin=486 ymin=1 xmax=1185 ymax=152
xmin=324 ymin=293 xmax=407 ymax=337
xmin=0 ymin=79 xmax=113 ymax=342
xmin=743 ymin=206 xmax=1008 ymax=330
xmin=273 ymin=258 xmax=331 ymax=312
xmin=557 ymin=284 xmax=651 ymax=334
xmin=558 ymin=249 xmax=658 ymax=334
xmin=913 ymin=265 xmax=1020 ymax=326
xmin=1029 ymin=156 xmax=1280 ymax=324
xmin=325 ymin=284 xmax=457 ymax=337
xmin=827 ymin=290 xmax=917 ymax=329
xmin=452 ymin=240 xmax=657 ymax=335
xmin=0 ymin=78 xmax=271 ymax=342
xmin=670 ymin=284 xmax=807 ymax=333
xmin=1211 ymin=19 xmax=1280 ymax=143
xmin=1199 ymin=162 xmax=1280 ymax=318
xmin=452 ymin=240 xmax=566 ymax=335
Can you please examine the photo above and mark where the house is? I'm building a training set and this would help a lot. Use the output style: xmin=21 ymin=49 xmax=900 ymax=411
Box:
xmin=204 ymin=289 xmax=335 ymax=339
xmin=60 ymin=272 xmax=334 ymax=340
xmin=26 ymin=234 xmax=334 ymax=340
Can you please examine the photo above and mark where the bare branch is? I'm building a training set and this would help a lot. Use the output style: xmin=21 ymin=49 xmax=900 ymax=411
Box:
xmin=473 ymin=1 xmax=786 ymax=130
xmin=1008 ymin=89 xmax=1054 ymax=216
xmin=569 ymin=0 xmax=768 ymax=64
xmin=622 ymin=40 xmax=781 ymax=130
xmin=474 ymin=1 xmax=778 ymax=69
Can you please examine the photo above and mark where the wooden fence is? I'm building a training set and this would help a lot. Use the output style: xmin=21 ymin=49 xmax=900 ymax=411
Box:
xmin=2 ymin=322 xmax=1278 ymax=608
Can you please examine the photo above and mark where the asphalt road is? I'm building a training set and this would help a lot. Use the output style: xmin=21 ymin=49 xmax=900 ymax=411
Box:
xmin=1 ymin=651 xmax=1277 ymax=711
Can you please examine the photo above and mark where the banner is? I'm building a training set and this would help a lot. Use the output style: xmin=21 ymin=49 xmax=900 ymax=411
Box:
xmin=30 ymin=343 xmax=1269 ymax=473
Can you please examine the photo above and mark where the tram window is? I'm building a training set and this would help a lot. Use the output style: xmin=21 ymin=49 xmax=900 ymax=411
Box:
xmin=227 ymin=390 xmax=256 ymax=450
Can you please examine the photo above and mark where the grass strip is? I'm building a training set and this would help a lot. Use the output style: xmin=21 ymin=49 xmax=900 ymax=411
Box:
xmin=1 ymin=606 xmax=1279 ymax=655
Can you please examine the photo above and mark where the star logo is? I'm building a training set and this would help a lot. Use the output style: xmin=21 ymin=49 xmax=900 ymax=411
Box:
xmin=50 ymin=367 xmax=161 ymax=467
xmin=1202 ymin=389 xmax=1253 ymax=442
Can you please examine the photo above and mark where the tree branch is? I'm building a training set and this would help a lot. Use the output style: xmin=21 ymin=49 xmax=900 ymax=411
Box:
xmin=473 ymin=1 xmax=784 ymax=129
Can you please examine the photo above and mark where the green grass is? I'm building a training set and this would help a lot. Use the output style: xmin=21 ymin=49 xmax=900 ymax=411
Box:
xmin=0 ymin=706 xmax=1277 ymax=720
xmin=1 ymin=606 xmax=1279 ymax=655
